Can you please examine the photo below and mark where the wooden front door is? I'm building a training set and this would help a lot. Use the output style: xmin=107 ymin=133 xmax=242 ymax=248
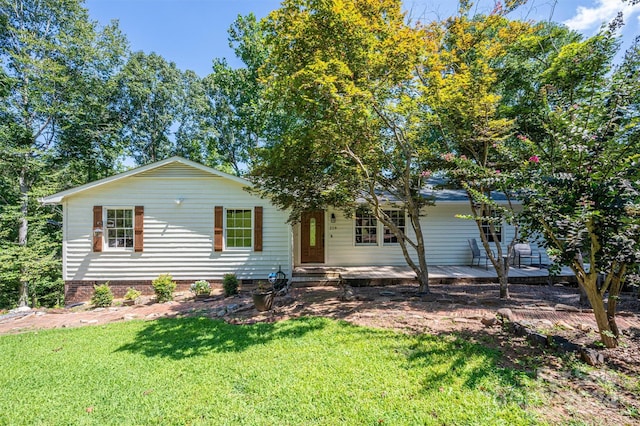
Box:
xmin=300 ymin=210 xmax=325 ymax=263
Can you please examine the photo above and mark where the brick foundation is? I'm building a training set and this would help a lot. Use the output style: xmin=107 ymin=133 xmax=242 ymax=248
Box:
xmin=64 ymin=279 xmax=254 ymax=304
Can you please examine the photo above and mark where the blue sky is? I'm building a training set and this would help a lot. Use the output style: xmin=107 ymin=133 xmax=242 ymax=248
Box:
xmin=85 ymin=0 xmax=640 ymax=76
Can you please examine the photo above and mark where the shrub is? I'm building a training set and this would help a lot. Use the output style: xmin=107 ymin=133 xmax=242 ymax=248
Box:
xmin=123 ymin=287 xmax=141 ymax=301
xmin=222 ymin=273 xmax=239 ymax=297
xmin=91 ymin=283 xmax=113 ymax=308
xmin=152 ymin=274 xmax=176 ymax=303
xmin=190 ymin=280 xmax=211 ymax=296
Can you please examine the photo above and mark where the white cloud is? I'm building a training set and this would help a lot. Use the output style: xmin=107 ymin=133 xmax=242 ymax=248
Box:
xmin=563 ymin=0 xmax=640 ymax=31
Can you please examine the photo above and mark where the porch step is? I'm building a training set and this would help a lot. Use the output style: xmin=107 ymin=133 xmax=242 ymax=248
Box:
xmin=292 ymin=267 xmax=344 ymax=287
xmin=291 ymin=276 xmax=343 ymax=287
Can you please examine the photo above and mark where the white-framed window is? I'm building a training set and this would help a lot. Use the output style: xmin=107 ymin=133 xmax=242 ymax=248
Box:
xmin=105 ymin=208 xmax=134 ymax=250
xmin=226 ymin=209 xmax=252 ymax=249
xmin=383 ymin=210 xmax=405 ymax=245
xmin=481 ymin=207 xmax=502 ymax=243
xmin=355 ymin=210 xmax=378 ymax=245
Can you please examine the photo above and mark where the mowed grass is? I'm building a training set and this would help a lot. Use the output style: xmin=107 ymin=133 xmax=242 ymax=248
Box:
xmin=0 ymin=317 xmax=543 ymax=425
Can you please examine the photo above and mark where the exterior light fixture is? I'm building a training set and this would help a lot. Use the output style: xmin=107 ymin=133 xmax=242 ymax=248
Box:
xmin=175 ymin=197 xmax=185 ymax=205
xmin=93 ymin=227 xmax=103 ymax=236
xmin=331 ymin=213 xmax=336 ymax=223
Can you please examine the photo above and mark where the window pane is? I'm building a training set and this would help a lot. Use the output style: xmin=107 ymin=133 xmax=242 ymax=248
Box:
xmin=383 ymin=210 xmax=405 ymax=245
xmin=355 ymin=210 xmax=377 ymax=245
xmin=226 ymin=209 xmax=252 ymax=248
xmin=105 ymin=208 xmax=135 ymax=250
xmin=310 ymin=218 xmax=316 ymax=247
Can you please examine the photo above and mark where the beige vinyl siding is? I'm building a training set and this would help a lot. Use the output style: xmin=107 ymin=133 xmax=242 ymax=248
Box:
xmin=63 ymin=170 xmax=291 ymax=281
xmin=299 ymin=204 xmax=540 ymax=267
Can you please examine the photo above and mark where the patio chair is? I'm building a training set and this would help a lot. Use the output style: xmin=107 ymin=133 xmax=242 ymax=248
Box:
xmin=468 ymin=238 xmax=492 ymax=270
xmin=512 ymin=243 xmax=542 ymax=268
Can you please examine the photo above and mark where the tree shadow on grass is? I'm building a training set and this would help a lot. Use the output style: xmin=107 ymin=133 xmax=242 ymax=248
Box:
xmin=403 ymin=330 xmax=534 ymax=399
xmin=115 ymin=316 xmax=328 ymax=360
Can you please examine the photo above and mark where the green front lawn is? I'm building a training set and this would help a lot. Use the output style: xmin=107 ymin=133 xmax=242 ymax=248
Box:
xmin=0 ymin=317 xmax=543 ymax=425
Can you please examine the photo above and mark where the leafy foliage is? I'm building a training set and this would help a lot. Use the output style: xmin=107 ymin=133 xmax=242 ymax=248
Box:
xmin=123 ymin=287 xmax=141 ymax=301
xmin=252 ymin=0 xmax=435 ymax=292
xmin=0 ymin=0 xmax=128 ymax=307
xmin=190 ymin=280 xmax=211 ymax=296
xmin=515 ymin=21 xmax=640 ymax=347
xmin=91 ymin=284 xmax=113 ymax=308
xmin=421 ymin=9 xmax=538 ymax=298
xmin=222 ymin=273 xmax=239 ymax=297
xmin=152 ymin=274 xmax=176 ymax=303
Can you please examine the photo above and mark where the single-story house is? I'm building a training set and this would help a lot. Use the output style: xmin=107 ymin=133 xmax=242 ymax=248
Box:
xmin=41 ymin=156 xmax=542 ymax=302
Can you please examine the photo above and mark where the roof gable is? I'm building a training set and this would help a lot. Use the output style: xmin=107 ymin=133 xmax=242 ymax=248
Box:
xmin=40 ymin=156 xmax=249 ymax=204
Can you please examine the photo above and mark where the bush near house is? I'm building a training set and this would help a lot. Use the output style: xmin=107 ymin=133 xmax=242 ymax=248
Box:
xmin=190 ymin=280 xmax=211 ymax=296
xmin=152 ymin=274 xmax=176 ymax=303
xmin=123 ymin=287 xmax=141 ymax=301
xmin=91 ymin=283 xmax=113 ymax=308
xmin=222 ymin=273 xmax=239 ymax=297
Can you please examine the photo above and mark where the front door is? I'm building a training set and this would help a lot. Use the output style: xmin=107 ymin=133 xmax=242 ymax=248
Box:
xmin=300 ymin=210 xmax=325 ymax=263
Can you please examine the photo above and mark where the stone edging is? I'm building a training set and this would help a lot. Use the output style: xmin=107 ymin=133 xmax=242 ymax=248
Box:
xmin=496 ymin=308 xmax=605 ymax=366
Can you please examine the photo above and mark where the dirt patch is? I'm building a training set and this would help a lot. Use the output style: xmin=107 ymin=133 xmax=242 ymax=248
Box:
xmin=1 ymin=282 xmax=638 ymax=425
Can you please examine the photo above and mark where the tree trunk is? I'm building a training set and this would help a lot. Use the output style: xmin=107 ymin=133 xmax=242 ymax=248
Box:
xmin=606 ymin=271 xmax=624 ymax=339
xmin=607 ymin=296 xmax=620 ymax=339
xmin=496 ymin=256 xmax=510 ymax=299
xmin=416 ymin=250 xmax=430 ymax=294
xmin=18 ymin=167 xmax=30 ymax=308
xmin=580 ymin=273 xmax=618 ymax=348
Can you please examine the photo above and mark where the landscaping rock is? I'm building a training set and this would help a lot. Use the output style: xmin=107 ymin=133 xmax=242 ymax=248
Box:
xmin=526 ymin=331 xmax=549 ymax=347
xmin=550 ymin=335 xmax=582 ymax=354
xmin=577 ymin=323 xmax=593 ymax=332
xmin=216 ymin=309 xmax=227 ymax=317
xmin=496 ymin=308 xmax=515 ymax=322
xmin=538 ymin=319 xmax=554 ymax=328
xmin=554 ymin=303 xmax=580 ymax=312
xmin=80 ymin=319 xmax=98 ymax=324
xmin=226 ymin=304 xmax=239 ymax=312
xmin=339 ymin=285 xmax=356 ymax=301
xmin=581 ymin=348 xmax=605 ymax=366
xmin=379 ymin=291 xmax=396 ymax=297
xmin=123 ymin=314 xmax=137 ymax=321
xmin=481 ymin=317 xmax=497 ymax=327
xmin=512 ymin=322 xmax=529 ymax=337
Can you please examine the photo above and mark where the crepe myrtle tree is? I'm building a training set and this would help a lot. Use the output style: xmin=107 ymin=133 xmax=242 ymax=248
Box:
xmin=442 ymin=153 xmax=523 ymax=299
xmin=419 ymin=3 xmax=536 ymax=299
xmin=516 ymin=21 xmax=640 ymax=348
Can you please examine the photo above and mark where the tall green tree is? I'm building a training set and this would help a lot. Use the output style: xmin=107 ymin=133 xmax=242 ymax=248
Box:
xmin=0 ymin=0 xmax=127 ymax=308
xmin=202 ymin=14 xmax=270 ymax=175
xmin=517 ymin=19 xmax=640 ymax=348
xmin=252 ymin=0 xmax=436 ymax=293
xmin=116 ymin=51 xmax=182 ymax=164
